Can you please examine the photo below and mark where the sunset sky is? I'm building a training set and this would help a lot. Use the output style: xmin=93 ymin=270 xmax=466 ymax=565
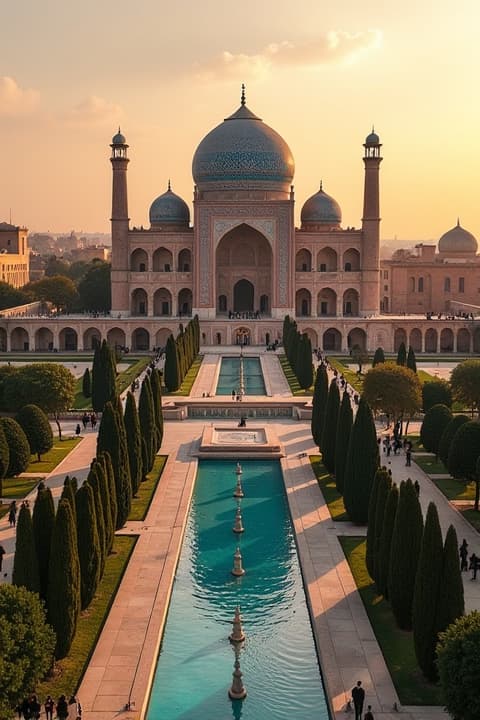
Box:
xmin=0 ymin=0 xmax=478 ymax=242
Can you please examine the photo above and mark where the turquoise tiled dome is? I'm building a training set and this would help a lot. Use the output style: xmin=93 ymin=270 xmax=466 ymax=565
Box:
xmin=149 ymin=185 xmax=190 ymax=227
xmin=301 ymin=185 xmax=342 ymax=228
xmin=112 ymin=129 xmax=126 ymax=145
xmin=192 ymin=103 xmax=295 ymax=191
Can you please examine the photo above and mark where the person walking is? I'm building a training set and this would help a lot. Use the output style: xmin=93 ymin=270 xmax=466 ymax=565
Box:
xmin=405 ymin=447 xmax=412 ymax=467
xmin=0 ymin=544 xmax=5 ymax=573
xmin=82 ymin=412 xmax=89 ymax=430
xmin=8 ymin=501 xmax=17 ymax=528
xmin=364 ymin=706 xmax=374 ymax=720
xmin=44 ymin=695 xmax=55 ymax=720
xmin=469 ymin=553 xmax=478 ymax=581
xmin=56 ymin=694 xmax=69 ymax=720
xmin=459 ymin=539 xmax=469 ymax=571
xmin=352 ymin=680 xmax=365 ymax=720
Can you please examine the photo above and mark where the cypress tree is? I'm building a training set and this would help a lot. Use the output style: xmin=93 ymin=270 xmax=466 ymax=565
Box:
xmin=76 ymin=483 xmax=101 ymax=609
xmin=16 ymin=404 xmax=53 ymax=461
xmin=343 ymin=398 xmax=379 ymax=524
xmin=124 ymin=392 xmax=143 ymax=496
xmin=296 ymin=334 xmax=313 ymax=390
xmin=412 ymin=502 xmax=444 ymax=679
xmin=366 ymin=467 xmax=383 ymax=580
xmin=311 ymin=363 xmax=328 ymax=450
xmin=1 ymin=417 xmax=30 ymax=477
xmin=99 ymin=450 xmax=118 ymax=539
xmin=85 ymin=461 xmax=106 ymax=577
xmin=373 ymin=468 xmax=392 ymax=584
xmin=97 ymin=401 xmax=131 ymax=528
xmin=115 ymin=395 xmax=133 ymax=505
xmin=438 ymin=414 xmax=469 ymax=467
xmin=82 ymin=367 xmax=91 ymax=398
xmin=139 ymin=377 xmax=156 ymax=474
xmin=12 ymin=504 xmax=40 ymax=594
xmin=377 ymin=482 xmax=399 ymax=598
xmin=407 ymin=346 xmax=417 ymax=373
xmin=335 ymin=390 xmax=353 ymax=495
xmin=92 ymin=340 xmax=117 ymax=412
xmin=164 ymin=334 xmax=180 ymax=391
xmin=61 ymin=476 xmax=77 ymax=525
xmin=95 ymin=453 xmax=114 ymax=555
xmin=372 ymin=347 xmax=385 ymax=367
xmin=420 ymin=404 xmax=453 ymax=456
xmin=32 ymin=484 xmax=55 ymax=600
xmin=150 ymin=368 xmax=164 ymax=451
xmin=396 ymin=341 xmax=407 ymax=366
xmin=47 ymin=498 xmax=80 ymax=660
xmin=0 ymin=420 xmax=9 ymax=499
xmin=388 ymin=479 xmax=424 ymax=629
xmin=435 ymin=525 xmax=465 ymax=639
xmin=321 ymin=379 xmax=340 ymax=473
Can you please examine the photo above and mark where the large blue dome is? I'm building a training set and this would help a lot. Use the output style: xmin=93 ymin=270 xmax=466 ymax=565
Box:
xmin=192 ymin=103 xmax=295 ymax=192
xmin=149 ymin=185 xmax=190 ymax=228
xmin=301 ymin=185 xmax=342 ymax=229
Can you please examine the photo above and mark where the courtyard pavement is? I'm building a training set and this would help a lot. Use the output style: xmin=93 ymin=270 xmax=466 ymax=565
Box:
xmin=0 ymin=352 xmax=478 ymax=720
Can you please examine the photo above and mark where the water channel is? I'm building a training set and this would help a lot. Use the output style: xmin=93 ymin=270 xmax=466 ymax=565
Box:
xmin=146 ymin=459 xmax=330 ymax=720
xmin=215 ymin=357 xmax=266 ymax=395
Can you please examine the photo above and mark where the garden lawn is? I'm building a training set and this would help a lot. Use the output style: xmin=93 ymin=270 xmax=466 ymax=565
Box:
xmin=310 ymin=455 xmax=348 ymax=521
xmin=72 ymin=357 xmax=151 ymax=409
xmin=165 ymin=355 xmax=204 ymax=396
xmin=461 ymin=509 xmax=480 ymax=533
xmin=27 ymin=438 xmax=81 ymax=474
xmin=413 ymin=454 xmax=449 ymax=475
xmin=340 ymin=536 xmax=444 ymax=706
xmin=2 ymin=476 xmax=43 ymax=499
xmin=129 ymin=455 xmax=167 ymax=521
xmin=36 ymin=535 xmax=137 ymax=699
xmin=432 ymin=476 xmax=476 ymax=502
xmin=279 ymin=355 xmax=312 ymax=395
xmin=328 ymin=358 xmax=364 ymax=392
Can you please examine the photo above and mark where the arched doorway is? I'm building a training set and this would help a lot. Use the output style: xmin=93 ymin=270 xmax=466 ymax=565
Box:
xmin=234 ymin=280 xmax=254 ymax=313
xmin=394 ymin=328 xmax=407 ymax=351
xmin=234 ymin=327 xmax=251 ymax=345
xmin=457 ymin=328 xmax=470 ymax=353
xmin=35 ymin=327 xmax=54 ymax=351
xmin=216 ymin=224 xmax=272 ymax=316
xmin=348 ymin=328 xmax=367 ymax=352
xmin=323 ymin=328 xmax=342 ymax=352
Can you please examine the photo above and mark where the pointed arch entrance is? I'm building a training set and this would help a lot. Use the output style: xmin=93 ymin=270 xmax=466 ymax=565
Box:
xmin=234 ymin=279 xmax=254 ymax=313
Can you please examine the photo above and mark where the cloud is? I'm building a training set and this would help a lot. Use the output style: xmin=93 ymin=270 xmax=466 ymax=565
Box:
xmin=195 ymin=30 xmax=382 ymax=80
xmin=0 ymin=76 xmax=40 ymax=116
xmin=68 ymin=95 xmax=123 ymax=125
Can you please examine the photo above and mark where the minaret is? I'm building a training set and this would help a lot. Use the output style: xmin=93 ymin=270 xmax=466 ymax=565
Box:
xmin=110 ymin=128 xmax=130 ymax=314
xmin=360 ymin=128 xmax=382 ymax=316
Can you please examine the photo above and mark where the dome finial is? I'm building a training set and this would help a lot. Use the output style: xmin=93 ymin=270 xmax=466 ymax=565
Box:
xmin=241 ymin=83 xmax=246 ymax=106
xmin=118 ymin=126 xmax=121 ymax=134
xmin=168 ymin=178 xmax=171 ymax=192
xmin=372 ymin=124 xmax=375 ymax=133
xmin=457 ymin=217 xmax=460 ymax=227
xmin=320 ymin=179 xmax=323 ymax=191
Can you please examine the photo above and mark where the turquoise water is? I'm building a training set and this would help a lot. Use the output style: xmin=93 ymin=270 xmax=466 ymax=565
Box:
xmin=216 ymin=357 xmax=266 ymax=395
xmin=146 ymin=460 xmax=330 ymax=720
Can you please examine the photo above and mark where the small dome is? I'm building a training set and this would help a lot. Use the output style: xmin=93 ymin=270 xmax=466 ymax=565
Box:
xmin=301 ymin=184 xmax=342 ymax=229
xmin=192 ymin=98 xmax=294 ymax=193
xmin=438 ymin=220 xmax=478 ymax=255
xmin=365 ymin=129 xmax=380 ymax=145
xmin=112 ymin=128 xmax=126 ymax=145
xmin=149 ymin=184 xmax=190 ymax=228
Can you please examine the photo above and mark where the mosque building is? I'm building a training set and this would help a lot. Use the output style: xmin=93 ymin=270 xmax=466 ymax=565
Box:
xmin=0 ymin=89 xmax=479 ymax=353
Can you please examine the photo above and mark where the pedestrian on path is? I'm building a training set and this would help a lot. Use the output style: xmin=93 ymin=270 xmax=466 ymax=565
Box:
xmin=75 ymin=424 xmax=81 ymax=437
xmin=459 ymin=539 xmax=469 ymax=571
xmin=470 ymin=553 xmax=479 ymax=580
xmin=44 ymin=695 xmax=55 ymax=720
xmin=364 ymin=706 xmax=374 ymax=720
xmin=8 ymin=501 xmax=17 ymax=528
xmin=82 ymin=412 xmax=89 ymax=430
xmin=0 ymin=544 xmax=5 ymax=572
xmin=352 ymin=680 xmax=365 ymax=720
xmin=405 ymin=448 xmax=412 ymax=467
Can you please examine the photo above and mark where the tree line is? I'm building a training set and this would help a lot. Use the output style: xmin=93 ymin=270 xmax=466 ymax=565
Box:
xmin=164 ymin=315 xmax=200 ymax=392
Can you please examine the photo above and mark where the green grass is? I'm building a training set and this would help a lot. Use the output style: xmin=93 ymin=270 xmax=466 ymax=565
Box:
xmin=432 ymin=476 xmax=476 ymax=502
xmin=339 ymin=536 xmax=444 ymax=705
xmin=460 ymin=508 xmax=480 ymax=532
xmin=129 ymin=455 xmax=167 ymax=521
xmin=165 ymin=355 xmax=204 ymax=396
xmin=35 ymin=535 xmax=137 ymax=699
xmin=2 ymin=476 xmax=43 ymax=499
xmin=278 ymin=355 xmax=312 ymax=395
xmin=417 ymin=369 xmax=433 ymax=383
xmin=310 ymin=455 xmax=348 ymax=521
xmin=26 ymin=438 xmax=81 ymax=474
xmin=413 ymin=454 xmax=449 ymax=475
xmin=328 ymin=358 xmax=364 ymax=392
xmin=0 ymin=505 xmax=9 ymax=519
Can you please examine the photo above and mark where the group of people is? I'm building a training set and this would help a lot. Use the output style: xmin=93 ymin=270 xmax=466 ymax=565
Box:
xmin=80 ymin=412 xmax=97 ymax=431
xmin=459 ymin=539 xmax=480 ymax=580
xmin=351 ymin=680 xmax=374 ymax=719
xmin=15 ymin=694 xmax=81 ymax=720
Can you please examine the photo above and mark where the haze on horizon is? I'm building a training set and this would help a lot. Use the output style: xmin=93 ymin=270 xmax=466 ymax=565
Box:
xmin=0 ymin=0 xmax=477 ymax=242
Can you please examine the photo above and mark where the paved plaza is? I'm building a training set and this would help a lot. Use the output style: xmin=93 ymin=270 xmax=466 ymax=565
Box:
xmin=0 ymin=351 xmax=478 ymax=719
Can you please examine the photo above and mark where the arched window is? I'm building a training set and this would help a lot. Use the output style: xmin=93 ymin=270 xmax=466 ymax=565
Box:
xmin=218 ymin=295 xmax=227 ymax=312
xmin=409 ymin=277 xmax=415 ymax=292
xmin=418 ymin=277 xmax=424 ymax=292
xmin=459 ymin=277 xmax=465 ymax=293
xmin=444 ymin=277 xmax=451 ymax=292
xmin=344 ymin=262 xmax=352 ymax=272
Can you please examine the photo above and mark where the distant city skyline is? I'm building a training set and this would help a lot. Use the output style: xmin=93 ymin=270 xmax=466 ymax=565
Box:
xmin=0 ymin=0 xmax=478 ymax=241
